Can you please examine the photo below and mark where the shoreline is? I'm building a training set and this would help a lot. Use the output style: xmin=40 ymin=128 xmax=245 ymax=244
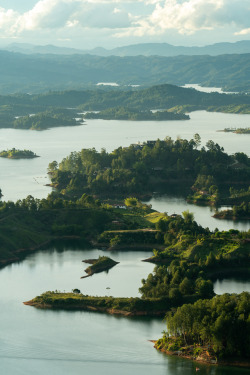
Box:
xmin=23 ymin=299 xmax=166 ymax=317
xmin=0 ymin=235 xmax=83 ymax=268
xmin=153 ymin=342 xmax=250 ymax=368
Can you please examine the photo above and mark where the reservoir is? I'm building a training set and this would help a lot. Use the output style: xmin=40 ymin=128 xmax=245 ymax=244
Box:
xmin=0 ymin=244 xmax=250 ymax=375
xmin=0 ymin=110 xmax=249 ymax=374
xmin=0 ymin=110 xmax=249 ymax=231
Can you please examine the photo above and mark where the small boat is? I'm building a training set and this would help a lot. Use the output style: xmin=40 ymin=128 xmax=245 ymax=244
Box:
xmin=106 ymin=287 xmax=111 ymax=289
xmin=196 ymin=368 xmax=200 ymax=372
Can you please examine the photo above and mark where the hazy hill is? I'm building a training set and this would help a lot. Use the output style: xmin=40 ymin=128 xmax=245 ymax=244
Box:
xmin=1 ymin=84 xmax=249 ymax=112
xmin=0 ymin=51 xmax=249 ymax=94
xmin=4 ymin=40 xmax=250 ymax=57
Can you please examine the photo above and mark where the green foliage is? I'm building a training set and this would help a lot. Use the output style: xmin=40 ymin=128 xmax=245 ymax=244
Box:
xmin=124 ymin=197 xmax=139 ymax=207
xmin=84 ymin=256 xmax=118 ymax=275
xmin=0 ymin=148 xmax=38 ymax=159
xmin=1 ymin=50 xmax=250 ymax=93
xmin=83 ymin=106 xmax=189 ymax=121
xmin=13 ymin=109 xmax=79 ymax=130
xmin=31 ymin=291 xmax=176 ymax=315
xmin=48 ymin=137 xmax=249 ymax=200
xmin=165 ymin=292 xmax=250 ymax=358
xmin=214 ymin=202 xmax=250 ymax=220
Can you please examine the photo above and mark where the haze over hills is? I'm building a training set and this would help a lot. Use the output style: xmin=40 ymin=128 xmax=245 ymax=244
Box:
xmin=0 ymin=50 xmax=249 ymax=94
xmin=3 ymin=40 xmax=250 ymax=57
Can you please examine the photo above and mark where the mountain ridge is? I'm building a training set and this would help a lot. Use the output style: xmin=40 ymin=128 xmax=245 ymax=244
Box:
xmin=3 ymin=40 xmax=250 ymax=57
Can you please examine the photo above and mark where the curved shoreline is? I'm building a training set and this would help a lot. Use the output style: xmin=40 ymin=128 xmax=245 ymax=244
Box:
xmin=153 ymin=343 xmax=250 ymax=368
xmin=23 ymin=299 xmax=165 ymax=317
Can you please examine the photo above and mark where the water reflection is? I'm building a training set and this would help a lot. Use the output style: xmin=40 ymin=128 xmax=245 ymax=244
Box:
xmin=0 ymin=111 xmax=250 ymax=202
xmin=0 ymin=244 xmax=249 ymax=374
xmin=214 ymin=278 xmax=250 ymax=295
xmin=146 ymin=194 xmax=250 ymax=232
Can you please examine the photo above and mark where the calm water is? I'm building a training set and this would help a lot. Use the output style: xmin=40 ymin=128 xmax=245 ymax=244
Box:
xmin=0 ymin=111 xmax=250 ymax=374
xmin=147 ymin=195 xmax=250 ymax=232
xmin=182 ymin=84 xmax=238 ymax=94
xmin=214 ymin=278 xmax=250 ymax=295
xmin=1 ymin=245 xmax=249 ymax=375
xmin=0 ymin=111 xmax=249 ymax=203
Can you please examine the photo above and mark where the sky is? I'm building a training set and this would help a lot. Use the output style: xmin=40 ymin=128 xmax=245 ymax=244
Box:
xmin=0 ymin=0 xmax=250 ymax=49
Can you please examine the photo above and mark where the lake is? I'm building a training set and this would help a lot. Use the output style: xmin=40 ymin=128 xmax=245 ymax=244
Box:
xmin=1 ymin=244 xmax=249 ymax=375
xmin=146 ymin=194 xmax=250 ymax=232
xmin=0 ymin=110 xmax=249 ymax=204
xmin=182 ymin=84 xmax=238 ymax=94
xmin=0 ymin=110 xmax=249 ymax=374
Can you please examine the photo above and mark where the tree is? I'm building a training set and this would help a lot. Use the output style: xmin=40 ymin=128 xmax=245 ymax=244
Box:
xmin=124 ymin=197 xmax=138 ymax=208
xmin=182 ymin=210 xmax=194 ymax=223
xmin=193 ymin=133 xmax=201 ymax=148
xmin=47 ymin=160 xmax=58 ymax=174
xmin=179 ymin=277 xmax=194 ymax=295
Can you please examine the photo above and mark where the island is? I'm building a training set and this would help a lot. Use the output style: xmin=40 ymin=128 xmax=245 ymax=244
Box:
xmin=81 ymin=256 xmax=119 ymax=278
xmin=1 ymin=84 xmax=250 ymax=131
xmin=83 ymin=106 xmax=189 ymax=121
xmin=0 ymin=138 xmax=248 ymax=369
xmin=0 ymin=148 xmax=39 ymax=159
xmin=13 ymin=109 xmax=81 ymax=130
xmin=213 ymin=202 xmax=250 ymax=220
xmin=47 ymin=138 xmax=250 ymax=214
xmin=220 ymin=127 xmax=250 ymax=134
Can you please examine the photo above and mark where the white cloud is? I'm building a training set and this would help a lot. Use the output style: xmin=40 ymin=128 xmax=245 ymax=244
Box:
xmin=116 ymin=0 xmax=250 ymax=37
xmin=0 ymin=0 xmax=249 ymax=45
xmin=0 ymin=0 xmax=134 ymax=36
xmin=235 ymin=28 xmax=250 ymax=36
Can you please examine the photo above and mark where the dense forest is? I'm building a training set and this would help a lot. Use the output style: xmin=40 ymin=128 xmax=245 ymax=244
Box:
xmin=0 ymin=84 xmax=250 ymax=130
xmin=214 ymin=202 xmax=250 ymax=220
xmin=0 ymin=51 xmax=250 ymax=93
xmin=83 ymin=107 xmax=189 ymax=121
xmin=156 ymin=292 xmax=250 ymax=360
xmin=0 ymin=108 xmax=81 ymax=130
xmin=1 ymin=187 xmax=249 ymax=362
xmin=47 ymin=136 xmax=250 ymax=202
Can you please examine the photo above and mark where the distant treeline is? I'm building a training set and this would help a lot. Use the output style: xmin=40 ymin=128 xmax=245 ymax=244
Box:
xmin=0 ymin=108 xmax=80 ymax=130
xmin=48 ymin=136 xmax=250 ymax=198
xmin=83 ymin=106 xmax=189 ymax=121
xmin=0 ymin=84 xmax=250 ymax=129
xmin=0 ymin=50 xmax=249 ymax=93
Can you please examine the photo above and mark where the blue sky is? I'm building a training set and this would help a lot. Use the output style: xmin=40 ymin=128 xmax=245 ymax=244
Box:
xmin=0 ymin=0 xmax=249 ymax=49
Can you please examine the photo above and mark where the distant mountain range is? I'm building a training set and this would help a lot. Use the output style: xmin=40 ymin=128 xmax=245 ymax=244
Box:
xmin=0 ymin=50 xmax=249 ymax=94
xmin=2 ymin=40 xmax=250 ymax=57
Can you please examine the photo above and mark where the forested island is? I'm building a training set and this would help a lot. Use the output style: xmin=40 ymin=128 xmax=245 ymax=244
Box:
xmin=0 ymin=148 xmax=39 ymax=159
xmin=23 ymin=201 xmax=250 ymax=364
xmin=213 ymin=202 xmax=250 ymax=220
xmin=83 ymin=107 xmax=189 ymax=121
xmin=47 ymin=136 xmax=250 ymax=210
xmin=0 ymin=108 xmax=82 ymax=130
xmin=0 ymin=184 xmax=248 ymax=364
xmin=221 ymin=127 xmax=250 ymax=134
xmin=0 ymin=137 xmax=249 ymax=367
xmin=81 ymin=256 xmax=119 ymax=278
xmin=0 ymin=84 xmax=250 ymax=131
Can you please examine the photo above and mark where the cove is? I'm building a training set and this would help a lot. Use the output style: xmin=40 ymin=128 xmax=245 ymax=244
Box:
xmin=0 ymin=243 xmax=250 ymax=374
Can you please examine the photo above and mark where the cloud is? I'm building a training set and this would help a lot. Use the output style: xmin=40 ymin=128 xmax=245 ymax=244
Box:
xmin=0 ymin=0 xmax=249 ymax=43
xmin=116 ymin=0 xmax=250 ymax=37
xmin=235 ymin=28 xmax=250 ymax=36
xmin=0 ymin=0 xmax=134 ymax=37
